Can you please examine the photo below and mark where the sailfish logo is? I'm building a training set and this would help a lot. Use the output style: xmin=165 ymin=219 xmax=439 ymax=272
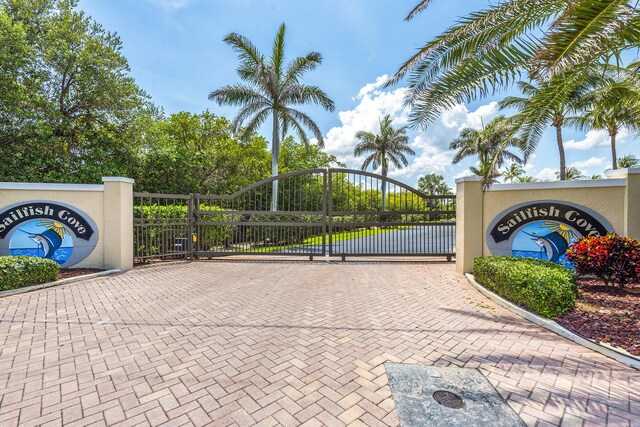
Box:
xmin=525 ymin=222 xmax=578 ymax=263
xmin=19 ymin=220 xmax=70 ymax=259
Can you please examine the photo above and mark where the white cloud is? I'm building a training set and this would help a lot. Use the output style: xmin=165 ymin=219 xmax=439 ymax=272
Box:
xmin=322 ymin=76 xmax=500 ymax=182
xmin=535 ymin=168 xmax=558 ymax=181
xmin=571 ymin=156 xmax=608 ymax=170
xmin=564 ymin=129 xmax=630 ymax=150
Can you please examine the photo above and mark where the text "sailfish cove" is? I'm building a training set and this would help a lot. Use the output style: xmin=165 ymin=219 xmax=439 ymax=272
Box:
xmin=490 ymin=202 xmax=609 ymax=243
xmin=0 ymin=202 xmax=95 ymax=240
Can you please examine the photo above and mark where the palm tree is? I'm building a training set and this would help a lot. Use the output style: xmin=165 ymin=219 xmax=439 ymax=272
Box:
xmin=557 ymin=166 xmax=585 ymax=180
xmin=389 ymin=1 xmax=639 ymax=130
xmin=353 ymin=115 xmax=415 ymax=210
xmin=515 ymin=176 xmax=537 ymax=183
xmin=568 ymin=74 xmax=640 ymax=170
xmin=209 ymin=23 xmax=335 ymax=210
xmin=503 ymin=163 xmax=525 ymax=183
xmin=418 ymin=173 xmax=452 ymax=195
xmin=499 ymin=77 xmax=594 ymax=180
xmin=449 ymin=116 xmax=526 ymax=187
xmin=618 ymin=154 xmax=639 ymax=168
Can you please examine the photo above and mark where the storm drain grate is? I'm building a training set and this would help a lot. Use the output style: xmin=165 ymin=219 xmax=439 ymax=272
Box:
xmin=385 ymin=363 xmax=525 ymax=427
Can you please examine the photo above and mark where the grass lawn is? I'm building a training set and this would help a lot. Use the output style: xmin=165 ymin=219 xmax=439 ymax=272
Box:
xmin=244 ymin=227 xmax=404 ymax=253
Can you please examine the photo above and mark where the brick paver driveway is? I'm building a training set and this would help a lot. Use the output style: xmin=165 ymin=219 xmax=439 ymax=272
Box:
xmin=1 ymin=261 xmax=639 ymax=427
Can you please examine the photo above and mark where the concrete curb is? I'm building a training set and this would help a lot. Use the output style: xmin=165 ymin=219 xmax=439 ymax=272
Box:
xmin=0 ymin=269 xmax=121 ymax=298
xmin=465 ymin=273 xmax=640 ymax=371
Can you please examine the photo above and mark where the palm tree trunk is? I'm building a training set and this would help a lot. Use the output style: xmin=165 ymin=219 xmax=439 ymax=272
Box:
xmin=555 ymin=125 xmax=566 ymax=180
xmin=610 ymin=131 xmax=617 ymax=170
xmin=381 ymin=159 xmax=387 ymax=213
xmin=271 ymin=113 xmax=280 ymax=211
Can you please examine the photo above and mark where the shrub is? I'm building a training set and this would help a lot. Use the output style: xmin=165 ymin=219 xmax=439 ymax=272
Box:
xmin=566 ymin=233 xmax=640 ymax=287
xmin=473 ymin=256 xmax=576 ymax=318
xmin=0 ymin=256 xmax=60 ymax=291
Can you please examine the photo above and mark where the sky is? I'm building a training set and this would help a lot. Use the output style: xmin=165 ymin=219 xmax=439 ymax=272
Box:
xmin=78 ymin=0 xmax=640 ymax=189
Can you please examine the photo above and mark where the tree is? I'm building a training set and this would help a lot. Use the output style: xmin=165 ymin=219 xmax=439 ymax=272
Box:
xmin=417 ymin=173 xmax=451 ymax=195
xmin=556 ymin=166 xmax=585 ymax=180
xmin=449 ymin=116 xmax=526 ymax=187
xmin=568 ymin=74 xmax=640 ymax=170
xmin=389 ymin=0 xmax=639 ymax=130
xmin=499 ymin=77 xmax=593 ymax=180
xmin=503 ymin=163 xmax=525 ymax=183
xmin=353 ymin=115 xmax=416 ymax=210
xmin=209 ymin=23 xmax=334 ymax=211
xmin=515 ymin=176 xmax=537 ymax=183
xmin=618 ymin=154 xmax=639 ymax=168
xmin=0 ymin=0 xmax=149 ymax=183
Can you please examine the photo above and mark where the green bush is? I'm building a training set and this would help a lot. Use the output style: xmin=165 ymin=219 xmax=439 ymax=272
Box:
xmin=472 ymin=256 xmax=576 ymax=318
xmin=0 ymin=256 xmax=60 ymax=291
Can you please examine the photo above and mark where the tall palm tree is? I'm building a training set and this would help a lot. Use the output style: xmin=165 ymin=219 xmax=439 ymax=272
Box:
xmin=499 ymin=77 xmax=594 ymax=180
xmin=618 ymin=154 xmax=639 ymax=168
xmin=209 ymin=23 xmax=335 ymax=211
xmin=449 ymin=116 xmax=526 ymax=187
xmin=503 ymin=163 xmax=525 ymax=183
xmin=353 ymin=115 xmax=415 ymax=210
xmin=389 ymin=0 xmax=639 ymax=129
xmin=568 ymin=75 xmax=640 ymax=170
xmin=417 ymin=173 xmax=451 ymax=195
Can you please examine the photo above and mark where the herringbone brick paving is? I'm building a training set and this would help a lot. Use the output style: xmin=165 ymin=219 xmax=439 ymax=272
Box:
xmin=0 ymin=261 xmax=638 ymax=426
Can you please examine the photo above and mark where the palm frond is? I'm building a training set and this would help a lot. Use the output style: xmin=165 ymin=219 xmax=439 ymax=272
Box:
xmin=270 ymin=23 xmax=286 ymax=77
xmin=405 ymin=0 xmax=434 ymax=21
xmin=534 ymin=0 xmax=636 ymax=76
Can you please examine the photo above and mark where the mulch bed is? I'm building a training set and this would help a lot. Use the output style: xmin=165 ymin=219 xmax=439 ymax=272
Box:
xmin=58 ymin=268 xmax=104 ymax=280
xmin=556 ymin=279 xmax=640 ymax=356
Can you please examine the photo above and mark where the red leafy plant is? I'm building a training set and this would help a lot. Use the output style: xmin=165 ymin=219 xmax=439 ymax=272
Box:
xmin=566 ymin=233 xmax=640 ymax=287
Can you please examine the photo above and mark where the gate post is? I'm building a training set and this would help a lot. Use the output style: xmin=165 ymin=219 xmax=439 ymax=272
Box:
xmin=103 ymin=177 xmax=135 ymax=271
xmin=455 ymin=176 xmax=483 ymax=274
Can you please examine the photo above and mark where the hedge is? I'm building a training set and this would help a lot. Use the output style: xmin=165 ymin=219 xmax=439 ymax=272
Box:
xmin=472 ymin=256 xmax=576 ymax=318
xmin=0 ymin=256 xmax=60 ymax=291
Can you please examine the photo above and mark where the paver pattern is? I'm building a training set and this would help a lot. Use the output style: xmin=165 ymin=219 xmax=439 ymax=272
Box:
xmin=0 ymin=260 xmax=639 ymax=427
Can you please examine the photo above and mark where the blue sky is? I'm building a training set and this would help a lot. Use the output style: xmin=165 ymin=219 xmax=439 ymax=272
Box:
xmin=79 ymin=0 xmax=640 ymax=188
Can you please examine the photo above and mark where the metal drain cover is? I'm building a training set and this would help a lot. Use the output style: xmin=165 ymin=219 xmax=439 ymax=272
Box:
xmin=385 ymin=363 xmax=525 ymax=427
xmin=432 ymin=390 xmax=464 ymax=409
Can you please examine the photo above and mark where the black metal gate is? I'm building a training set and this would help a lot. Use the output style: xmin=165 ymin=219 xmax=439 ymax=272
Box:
xmin=133 ymin=169 xmax=455 ymax=262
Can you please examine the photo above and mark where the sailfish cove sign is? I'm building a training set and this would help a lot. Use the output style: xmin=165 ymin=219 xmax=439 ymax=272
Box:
xmin=0 ymin=201 xmax=99 ymax=267
xmin=486 ymin=201 xmax=613 ymax=266
xmin=490 ymin=202 xmax=609 ymax=243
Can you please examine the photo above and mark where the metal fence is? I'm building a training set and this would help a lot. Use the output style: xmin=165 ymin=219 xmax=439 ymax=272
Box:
xmin=133 ymin=168 xmax=455 ymax=263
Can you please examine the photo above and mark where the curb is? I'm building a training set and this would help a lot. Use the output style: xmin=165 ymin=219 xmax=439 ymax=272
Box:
xmin=0 ymin=269 xmax=121 ymax=298
xmin=465 ymin=273 xmax=640 ymax=371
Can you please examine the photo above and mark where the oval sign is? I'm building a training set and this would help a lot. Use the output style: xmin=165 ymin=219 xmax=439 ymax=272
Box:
xmin=0 ymin=201 xmax=99 ymax=267
xmin=486 ymin=201 xmax=613 ymax=268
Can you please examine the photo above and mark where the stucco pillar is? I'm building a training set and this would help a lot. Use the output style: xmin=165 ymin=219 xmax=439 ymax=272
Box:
xmin=102 ymin=177 xmax=134 ymax=271
xmin=455 ymin=176 xmax=484 ymax=274
xmin=606 ymin=167 xmax=640 ymax=239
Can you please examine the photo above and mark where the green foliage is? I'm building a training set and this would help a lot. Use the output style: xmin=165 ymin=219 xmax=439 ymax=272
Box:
xmin=450 ymin=116 xmax=526 ymax=187
xmin=391 ymin=0 xmax=639 ymax=130
xmin=618 ymin=154 xmax=639 ymax=168
xmin=417 ymin=173 xmax=452 ymax=195
xmin=473 ymin=256 xmax=576 ymax=318
xmin=0 ymin=0 xmax=149 ymax=183
xmin=0 ymin=256 xmax=60 ymax=291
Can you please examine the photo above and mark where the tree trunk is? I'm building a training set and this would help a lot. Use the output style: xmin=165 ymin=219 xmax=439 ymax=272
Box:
xmin=556 ymin=125 xmax=566 ymax=180
xmin=381 ymin=158 xmax=387 ymax=212
xmin=271 ymin=113 xmax=280 ymax=211
xmin=610 ymin=130 xmax=618 ymax=170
